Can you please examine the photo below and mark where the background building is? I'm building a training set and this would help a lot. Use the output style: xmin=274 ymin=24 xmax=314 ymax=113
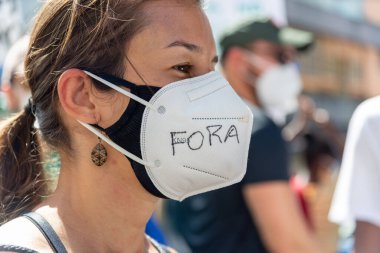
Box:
xmin=203 ymin=0 xmax=380 ymax=130
xmin=287 ymin=0 xmax=380 ymax=130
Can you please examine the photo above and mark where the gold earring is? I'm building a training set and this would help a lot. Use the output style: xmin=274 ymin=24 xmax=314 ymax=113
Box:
xmin=91 ymin=137 xmax=107 ymax=166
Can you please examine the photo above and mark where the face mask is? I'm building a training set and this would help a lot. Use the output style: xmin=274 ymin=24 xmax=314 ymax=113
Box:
xmin=256 ymin=63 xmax=302 ymax=125
xmin=245 ymin=52 xmax=302 ymax=125
xmin=78 ymin=71 xmax=253 ymax=201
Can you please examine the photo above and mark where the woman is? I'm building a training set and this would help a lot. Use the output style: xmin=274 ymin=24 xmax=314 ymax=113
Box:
xmin=0 ymin=0 xmax=253 ymax=252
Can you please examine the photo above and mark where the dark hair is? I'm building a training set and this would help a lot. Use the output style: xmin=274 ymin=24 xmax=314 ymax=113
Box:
xmin=304 ymin=133 xmax=336 ymax=183
xmin=219 ymin=20 xmax=281 ymax=64
xmin=0 ymin=0 xmax=202 ymax=224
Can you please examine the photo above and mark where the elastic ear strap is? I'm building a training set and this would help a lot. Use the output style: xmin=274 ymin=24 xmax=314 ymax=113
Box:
xmin=78 ymin=121 xmax=155 ymax=168
xmin=84 ymin=71 xmax=157 ymax=112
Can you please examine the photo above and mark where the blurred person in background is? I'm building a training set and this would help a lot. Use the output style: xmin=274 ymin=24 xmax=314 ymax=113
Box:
xmin=165 ymin=20 xmax=321 ymax=253
xmin=0 ymin=35 xmax=30 ymax=112
xmin=284 ymin=94 xmax=344 ymax=253
xmin=301 ymin=133 xmax=340 ymax=253
xmin=283 ymin=95 xmax=345 ymax=156
xmin=329 ymin=96 xmax=380 ymax=253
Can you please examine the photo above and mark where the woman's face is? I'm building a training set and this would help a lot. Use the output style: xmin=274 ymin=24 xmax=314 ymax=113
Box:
xmin=95 ymin=0 xmax=218 ymax=160
xmin=124 ymin=0 xmax=218 ymax=87
xmin=98 ymin=0 xmax=217 ymax=127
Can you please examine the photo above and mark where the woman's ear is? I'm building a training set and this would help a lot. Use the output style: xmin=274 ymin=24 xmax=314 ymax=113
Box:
xmin=57 ymin=69 xmax=99 ymax=124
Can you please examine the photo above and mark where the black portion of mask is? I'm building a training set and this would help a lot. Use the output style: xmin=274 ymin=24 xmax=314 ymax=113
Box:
xmin=89 ymin=72 xmax=167 ymax=199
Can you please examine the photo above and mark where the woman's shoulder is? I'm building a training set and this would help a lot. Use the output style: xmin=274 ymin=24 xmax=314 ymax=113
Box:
xmin=0 ymin=217 xmax=48 ymax=252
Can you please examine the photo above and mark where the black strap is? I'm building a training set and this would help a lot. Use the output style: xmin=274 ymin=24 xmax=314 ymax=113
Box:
xmin=22 ymin=212 xmax=68 ymax=253
xmin=0 ymin=245 xmax=39 ymax=253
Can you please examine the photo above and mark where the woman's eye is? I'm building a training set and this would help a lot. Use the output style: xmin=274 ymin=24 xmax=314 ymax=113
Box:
xmin=174 ymin=64 xmax=192 ymax=74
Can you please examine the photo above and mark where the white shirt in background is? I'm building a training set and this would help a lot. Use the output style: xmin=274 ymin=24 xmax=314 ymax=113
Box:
xmin=329 ymin=96 xmax=380 ymax=228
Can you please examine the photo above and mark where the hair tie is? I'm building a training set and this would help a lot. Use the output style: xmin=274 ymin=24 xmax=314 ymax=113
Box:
xmin=24 ymin=98 xmax=37 ymax=117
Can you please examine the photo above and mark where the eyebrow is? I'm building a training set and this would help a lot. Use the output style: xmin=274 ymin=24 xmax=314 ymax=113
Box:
xmin=166 ymin=40 xmax=219 ymax=63
xmin=167 ymin=40 xmax=202 ymax=52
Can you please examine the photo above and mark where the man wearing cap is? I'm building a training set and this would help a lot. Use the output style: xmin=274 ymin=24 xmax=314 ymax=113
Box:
xmin=165 ymin=20 xmax=321 ymax=253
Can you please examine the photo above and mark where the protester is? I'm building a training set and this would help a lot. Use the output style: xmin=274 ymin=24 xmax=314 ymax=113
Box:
xmin=165 ymin=20 xmax=321 ymax=253
xmin=284 ymin=95 xmax=343 ymax=253
xmin=0 ymin=1 xmax=253 ymax=252
xmin=330 ymin=96 xmax=380 ymax=253
xmin=0 ymin=35 xmax=30 ymax=112
xmin=301 ymin=133 xmax=340 ymax=253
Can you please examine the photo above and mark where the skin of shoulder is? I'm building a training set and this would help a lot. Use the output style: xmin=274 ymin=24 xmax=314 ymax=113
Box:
xmin=0 ymin=217 xmax=50 ymax=252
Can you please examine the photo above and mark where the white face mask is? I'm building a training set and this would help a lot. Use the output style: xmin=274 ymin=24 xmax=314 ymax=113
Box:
xmin=256 ymin=63 xmax=302 ymax=125
xmin=245 ymin=52 xmax=302 ymax=125
xmin=79 ymin=71 xmax=253 ymax=201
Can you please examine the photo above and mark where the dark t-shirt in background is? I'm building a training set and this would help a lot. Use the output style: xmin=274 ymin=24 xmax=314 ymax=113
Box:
xmin=166 ymin=105 xmax=289 ymax=253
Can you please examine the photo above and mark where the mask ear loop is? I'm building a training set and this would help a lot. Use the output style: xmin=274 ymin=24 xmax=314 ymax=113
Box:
xmin=83 ymin=70 xmax=157 ymax=112
xmin=78 ymin=121 xmax=156 ymax=168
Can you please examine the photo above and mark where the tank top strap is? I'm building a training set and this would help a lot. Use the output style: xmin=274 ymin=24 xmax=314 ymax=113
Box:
xmin=0 ymin=245 xmax=39 ymax=253
xmin=22 ymin=212 xmax=68 ymax=253
xmin=146 ymin=235 xmax=171 ymax=253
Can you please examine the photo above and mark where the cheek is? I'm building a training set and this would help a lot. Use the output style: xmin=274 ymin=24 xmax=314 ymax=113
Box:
xmin=124 ymin=55 xmax=171 ymax=87
xmin=147 ymin=69 xmax=172 ymax=87
xmin=139 ymin=66 xmax=180 ymax=88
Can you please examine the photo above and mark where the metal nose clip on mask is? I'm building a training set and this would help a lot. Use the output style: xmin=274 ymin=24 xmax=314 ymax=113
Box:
xmin=79 ymin=70 xmax=254 ymax=201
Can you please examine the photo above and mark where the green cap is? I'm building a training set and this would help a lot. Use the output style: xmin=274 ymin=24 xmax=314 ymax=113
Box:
xmin=220 ymin=19 xmax=313 ymax=54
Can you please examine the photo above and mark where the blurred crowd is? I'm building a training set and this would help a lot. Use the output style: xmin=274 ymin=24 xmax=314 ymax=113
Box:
xmin=0 ymin=6 xmax=379 ymax=253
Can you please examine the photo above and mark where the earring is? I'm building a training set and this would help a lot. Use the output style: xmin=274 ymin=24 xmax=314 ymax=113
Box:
xmin=91 ymin=137 xmax=107 ymax=166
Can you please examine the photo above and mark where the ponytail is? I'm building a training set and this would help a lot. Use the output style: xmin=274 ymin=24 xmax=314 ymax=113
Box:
xmin=0 ymin=104 xmax=47 ymax=224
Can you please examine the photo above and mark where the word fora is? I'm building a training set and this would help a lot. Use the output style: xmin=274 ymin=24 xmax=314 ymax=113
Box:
xmin=170 ymin=124 xmax=240 ymax=156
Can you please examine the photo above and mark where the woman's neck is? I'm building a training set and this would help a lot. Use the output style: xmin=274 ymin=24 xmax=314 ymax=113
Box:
xmin=35 ymin=154 xmax=158 ymax=253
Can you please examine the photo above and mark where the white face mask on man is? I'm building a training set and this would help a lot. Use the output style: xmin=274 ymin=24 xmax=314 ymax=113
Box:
xmin=245 ymin=52 xmax=302 ymax=125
